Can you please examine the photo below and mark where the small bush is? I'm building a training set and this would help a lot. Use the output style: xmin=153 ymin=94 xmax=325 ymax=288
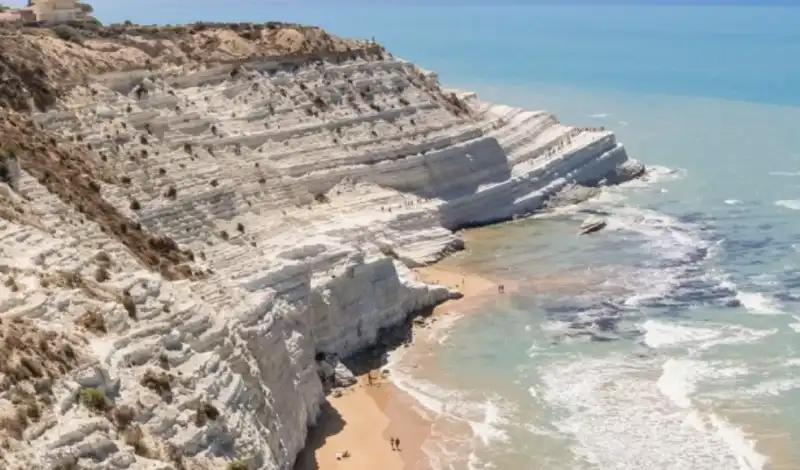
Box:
xmin=210 ymin=179 xmax=219 ymax=187
xmin=53 ymin=25 xmax=82 ymax=43
xmin=112 ymin=404 xmax=137 ymax=429
xmin=130 ymin=199 xmax=141 ymax=211
xmin=94 ymin=266 xmax=110 ymax=283
xmin=164 ymin=186 xmax=177 ymax=199
xmin=220 ymin=231 xmax=229 ymax=241
xmin=227 ymin=460 xmax=248 ymax=470
xmin=79 ymin=388 xmax=108 ymax=412
xmin=140 ymin=369 xmax=171 ymax=396
xmin=76 ymin=308 xmax=106 ymax=334
xmin=123 ymin=424 xmax=150 ymax=457
xmin=158 ymin=168 xmax=166 ymax=176
xmin=194 ymin=401 xmax=220 ymax=427
xmin=120 ymin=176 xmax=131 ymax=185
xmin=94 ymin=251 xmax=112 ymax=266
xmin=379 ymin=245 xmax=399 ymax=260
xmin=121 ymin=292 xmax=136 ymax=319
xmin=236 ymin=223 xmax=244 ymax=233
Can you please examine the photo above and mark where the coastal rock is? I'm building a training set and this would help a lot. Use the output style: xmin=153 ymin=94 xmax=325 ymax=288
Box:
xmin=580 ymin=217 xmax=607 ymax=235
xmin=448 ymin=289 xmax=465 ymax=300
xmin=332 ymin=360 xmax=358 ymax=388
xmin=0 ymin=21 xmax=642 ymax=470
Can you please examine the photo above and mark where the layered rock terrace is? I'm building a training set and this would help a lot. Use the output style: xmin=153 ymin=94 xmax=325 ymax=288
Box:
xmin=0 ymin=22 xmax=641 ymax=470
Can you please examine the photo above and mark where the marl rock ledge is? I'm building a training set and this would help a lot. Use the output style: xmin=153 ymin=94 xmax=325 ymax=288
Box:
xmin=0 ymin=21 xmax=644 ymax=470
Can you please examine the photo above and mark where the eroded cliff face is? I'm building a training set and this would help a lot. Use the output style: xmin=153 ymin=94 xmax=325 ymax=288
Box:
xmin=0 ymin=22 xmax=641 ymax=470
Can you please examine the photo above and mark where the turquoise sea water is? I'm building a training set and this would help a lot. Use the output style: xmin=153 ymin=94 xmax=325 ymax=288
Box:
xmin=331 ymin=5 xmax=800 ymax=470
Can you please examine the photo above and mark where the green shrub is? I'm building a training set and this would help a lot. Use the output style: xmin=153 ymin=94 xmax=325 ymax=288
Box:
xmin=227 ymin=460 xmax=248 ymax=470
xmin=53 ymin=25 xmax=83 ymax=44
xmin=79 ymin=387 xmax=108 ymax=412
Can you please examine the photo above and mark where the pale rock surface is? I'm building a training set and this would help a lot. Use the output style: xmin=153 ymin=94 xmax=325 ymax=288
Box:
xmin=0 ymin=48 xmax=641 ymax=470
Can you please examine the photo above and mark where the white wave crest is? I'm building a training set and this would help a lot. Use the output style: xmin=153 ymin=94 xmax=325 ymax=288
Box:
xmin=774 ymin=200 xmax=800 ymax=211
xmin=736 ymin=291 xmax=785 ymax=315
xmin=641 ymin=319 xmax=776 ymax=350
xmin=540 ymin=355 xmax=767 ymax=470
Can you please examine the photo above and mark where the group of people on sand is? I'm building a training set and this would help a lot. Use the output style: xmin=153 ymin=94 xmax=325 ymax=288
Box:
xmin=390 ymin=437 xmax=402 ymax=451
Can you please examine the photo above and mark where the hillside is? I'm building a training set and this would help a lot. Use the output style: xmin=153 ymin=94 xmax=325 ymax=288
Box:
xmin=0 ymin=22 xmax=642 ymax=470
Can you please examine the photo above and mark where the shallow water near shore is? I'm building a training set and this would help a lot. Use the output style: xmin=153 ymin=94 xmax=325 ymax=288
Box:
xmin=389 ymin=85 xmax=800 ymax=470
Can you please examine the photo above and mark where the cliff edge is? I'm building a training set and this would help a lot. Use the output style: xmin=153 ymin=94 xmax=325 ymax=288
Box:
xmin=0 ymin=22 xmax=642 ymax=470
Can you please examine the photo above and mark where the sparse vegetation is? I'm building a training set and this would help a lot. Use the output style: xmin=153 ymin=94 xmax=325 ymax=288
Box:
xmin=380 ymin=245 xmax=399 ymax=260
xmin=78 ymin=387 xmax=108 ymax=412
xmin=53 ymin=25 xmax=83 ymax=44
xmin=194 ymin=401 xmax=220 ymax=427
xmin=121 ymin=291 xmax=137 ymax=319
xmin=236 ymin=222 xmax=244 ymax=233
xmin=4 ymin=275 xmax=19 ymax=292
xmin=140 ymin=369 xmax=172 ymax=396
xmin=227 ymin=460 xmax=248 ymax=470
xmin=112 ymin=404 xmax=137 ymax=430
xmin=76 ymin=308 xmax=106 ymax=334
xmin=164 ymin=185 xmax=177 ymax=199
xmin=130 ymin=199 xmax=141 ymax=211
xmin=210 ymin=179 xmax=219 ymax=187
xmin=123 ymin=424 xmax=150 ymax=457
xmin=94 ymin=250 xmax=112 ymax=266
xmin=94 ymin=265 xmax=110 ymax=282
xmin=220 ymin=230 xmax=229 ymax=241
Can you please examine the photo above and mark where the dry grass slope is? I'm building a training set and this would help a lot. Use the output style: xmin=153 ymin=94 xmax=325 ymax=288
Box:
xmin=0 ymin=317 xmax=86 ymax=450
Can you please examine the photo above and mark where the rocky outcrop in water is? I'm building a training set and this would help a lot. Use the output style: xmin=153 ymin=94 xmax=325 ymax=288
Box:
xmin=0 ymin=22 xmax=642 ymax=470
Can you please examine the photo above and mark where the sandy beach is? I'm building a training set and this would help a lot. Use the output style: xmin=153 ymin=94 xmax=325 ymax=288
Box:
xmin=293 ymin=372 xmax=430 ymax=470
xmin=294 ymin=265 xmax=507 ymax=470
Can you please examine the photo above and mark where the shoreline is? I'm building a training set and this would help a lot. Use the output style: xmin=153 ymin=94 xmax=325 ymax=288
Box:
xmin=295 ymin=263 xmax=508 ymax=470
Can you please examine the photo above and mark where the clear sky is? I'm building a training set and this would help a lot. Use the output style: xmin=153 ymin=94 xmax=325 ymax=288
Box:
xmin=2 ymin=0 xmax=795 ymax=29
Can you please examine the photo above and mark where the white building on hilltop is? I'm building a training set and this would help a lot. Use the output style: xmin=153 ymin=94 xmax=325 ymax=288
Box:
xmin=30 ymin=0 xmax=80 ymax=23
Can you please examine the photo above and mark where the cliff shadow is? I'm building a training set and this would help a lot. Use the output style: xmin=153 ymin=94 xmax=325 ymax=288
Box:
xmin=292 ymin=401 xmax=346 ymax=470
xmin=342 ymin=305 xmax=436 ymax=376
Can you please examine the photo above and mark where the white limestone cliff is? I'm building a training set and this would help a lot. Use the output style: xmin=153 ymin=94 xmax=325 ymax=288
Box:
xmin=0 ymin=50 xmax=642 ymax=470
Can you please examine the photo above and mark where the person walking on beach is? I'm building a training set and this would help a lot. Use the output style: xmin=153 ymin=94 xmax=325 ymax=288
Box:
xmin=367 ymin=372 xmax=373 ymax=387
xmin=390 ymin=437 xmax=396 ymax=451
xmin=395 ymin=437 xmax=401 ymax=451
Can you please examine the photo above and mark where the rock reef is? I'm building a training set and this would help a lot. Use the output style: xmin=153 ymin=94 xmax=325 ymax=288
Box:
xmin=0 ymin=22 xmax=642 ymax=470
